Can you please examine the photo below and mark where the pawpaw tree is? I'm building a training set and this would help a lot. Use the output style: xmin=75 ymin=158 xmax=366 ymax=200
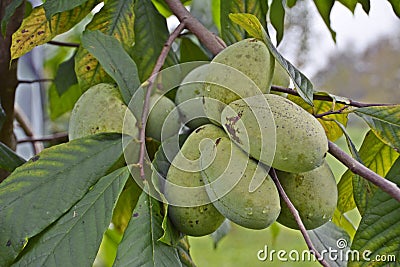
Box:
xmin=0 ymin=0 xmax=400 ymax=266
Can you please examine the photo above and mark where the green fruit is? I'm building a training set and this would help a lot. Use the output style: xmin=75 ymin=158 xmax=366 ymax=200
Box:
xmin=201 ymin=137 xmax=280 ymax=229
xmin=271 ymin=61 xmax=290 ymax=88
xmin=69 ymin=83 xmax=138 ymax=140
xmin=165 ymin=124 xmax=226 ymax=236
xmin=175 ymin=66 xmax=210 ymax=129
xmin=222 ymin=94 xmax=328 ymax=173
xmin=203 ymin=39 xmax=274 ymax=123
xmin=276 ymin=161 xmax=338 ymax=230
xmin=146 ymin=94 xmax=181 ymax=142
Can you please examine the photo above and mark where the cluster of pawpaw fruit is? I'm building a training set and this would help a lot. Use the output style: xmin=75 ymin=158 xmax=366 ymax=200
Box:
xmin=68 ymin=38 xmax=338 ymax=237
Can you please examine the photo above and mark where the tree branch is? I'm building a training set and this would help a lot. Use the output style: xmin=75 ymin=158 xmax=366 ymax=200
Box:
xmin=314 ymin=106 xmax=349 ymax=119
xmin=18 ymin=78 xmax=53 ymax=84
xmin=14 ymin=106 xmax=43 ymax=154
xmin=271 ymin=85 xmax=396 ymax=108
xmin=164 ymin=0 xmax=226 ymax=55
xmin=270 ymin=168 xmax=330 ymax=267
xmin=17 ymin=132 xmax=68 ymax=144
xmin=47 ymin=40 xmax=80 ymax=48
xmin=138 ymin=22 xmax=186 ymax=179
xmin=328 ymin=141 xmax=400 ymax=202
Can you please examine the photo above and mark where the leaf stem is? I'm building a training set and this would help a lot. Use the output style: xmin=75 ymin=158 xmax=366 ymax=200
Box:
xmin=14 ymin=105 xmax=43 ymax=154
xmin=138 ymin=22 xmax=186 ymax=179
xmin=328 ymin=140 xmax=400 ymax=202
xmin=314 ymin=106 xmax=349 ymax=118
xmin=270 ymin=168 xmax=330 ymax=267
xmin=17 ymin=132 xmax=68 ymax=144
xmin=47 ymin=40 xmax=79 ymax=48
xmin=18 ymin=78 xmax=53 ymax=84
xmin=271 ymin=85 xmax=396 ymax=108
xmin=164 ymin=0 xmax=226 ymax=55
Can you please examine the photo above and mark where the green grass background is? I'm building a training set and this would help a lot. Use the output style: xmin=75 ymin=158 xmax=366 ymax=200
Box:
xmin=189 ymin=119 xmax=369 ymax=267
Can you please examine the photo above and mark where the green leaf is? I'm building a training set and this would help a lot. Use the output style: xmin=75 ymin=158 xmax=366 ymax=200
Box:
xmin=12 ymin=167 xmax=130 ymax=267
xmin=352 ymin=130 xmax=399 ymax=215
xmin=0 ymin=104 xmax=5 ymax=129
xmin=388 ymin=0 xmax=400 ymax=18
xmin=176 ymin=237 xmax=196 ymax=267
xmin=229 ymin=13 xmax=314 ymax=105
xmin=211 ymin=219 xmax=231 ymax=249
xmin=151 ymin=0 xmax=191 ymax=18
xmin=180 ymin=37 xmax=210 ymax=63
xmin=312 ymin=0 xmax=336 ymax=41
xmin=48 ymin=83 xmax=83 ymax=120
xmin=81 ymin=30 xmax=141 ymax=105
xmin=113 ymin=188 xmax=182 ymax=267
xmin=221 ymin=0 xmax=268 ymax=45
xmin=1 ymin=0 xmax=24 ymax=36
xmin=211 ymin=0 xmax=221 ymax=32
xmin=43 ymin=0 xmax=90 ymax=21
xmin=308 ymin=222 xmax=351 ymax=266
xmin=132 ymin=0 xmax=178 ymax=82
xmin=337 ymin=170 xmax=356 ymax=213
xmin=358 ymin=0 xmax=370 ymax=13
xmin=0 ymin=142 xmax=26 ymax=172
xmin=270 ymin=0 xmax=285 ymax=45
xmin=355 ymin=105 xmax=400 ymax=153
xmin=287 ymin=94 xmax=348 ymax=141
xmin=338 ymin=0 xmax=358 ymax=13
xmin=349 ymin=157 xmax=400 ymax=266
xmin=287 ymin=0 xmax=297 ymax=8
xmin=334 ymin=120 xmax=361 ymax=160
xmin=54 ymin=53 xmax=78 ymax=96
xmin=75 ymin=0 xmax=135 ymax=92
xmin=0 ymin=133 xmax=123 ymax=266
xmin=11 ymin=0 xmax=98 ymax=60
xmin=332 ymin=208 xmax=357 ymax=239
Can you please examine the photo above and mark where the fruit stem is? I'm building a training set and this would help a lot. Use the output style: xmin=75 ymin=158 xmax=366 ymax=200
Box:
xmin=270 ymin=168 xmax=331 ymax=267
xmin=137 ymin=22 xmax=186 ymax=179
xmin=328 ymin=140 xmax=400 ymax=202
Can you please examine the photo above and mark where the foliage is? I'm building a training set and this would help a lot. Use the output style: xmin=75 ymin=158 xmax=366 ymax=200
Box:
xmin=0 ymin=0 xmax=399 ymax=266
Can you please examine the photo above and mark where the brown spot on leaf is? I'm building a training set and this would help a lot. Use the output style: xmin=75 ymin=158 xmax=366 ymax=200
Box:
xmin=31 ymin=155 xmax=40 ymax=162
xmin=6 ymin=240 xmax=11 ymax=247
xmin=86 ymin=66 xmax=91 ymax=71
xmin=133 ymin=212 xmax=139 ymax=217
xmin=21 ymin=29 xmax=28 ymax=33
xmin=37 ymin=31 xmax=45 ymax=35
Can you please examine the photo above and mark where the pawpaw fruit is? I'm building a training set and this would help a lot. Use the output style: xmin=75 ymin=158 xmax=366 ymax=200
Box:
xmin=200 ymin=136 xmax=280 ymax=229
xmin=276 ymin=161 xmax=338 ymax=230
xmin=222 ymin=93 xmax=328 ymax=173
xmin=165 ymin=124 xmax=226 ymax=236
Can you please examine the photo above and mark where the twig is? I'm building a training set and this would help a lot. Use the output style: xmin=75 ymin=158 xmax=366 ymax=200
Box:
xmin=164 ymin=0 xmax=226 ymax=55
xmin=271 ymin=85 xmax=396 ymax=108
xmin=18 ymin=78 xmax=53 ymax=84
xmin=138 ymin=22 xmax=186 ymax=179
xmin=314 ymin=106 xmax=349 ymax=118
xmin=328 ymin=141 xmax=400 ymax=202
xmin=14 ymin=105 xmax=43 ymax=154
xmin=270 ymin=168 xmax=330 ymax=267
xmin=18 ymin=132 xmax=68 ymax=144
xmin=47 ymin=40 xmax=79 ymax=48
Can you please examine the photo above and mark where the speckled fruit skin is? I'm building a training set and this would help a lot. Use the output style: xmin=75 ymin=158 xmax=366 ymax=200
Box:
xmin=222 ymin=94 xmax=328 ymax=173
xmin=69 ymin=83 xmax=138 ymax=140
xmin=165 ymin=124 xmax=226 ymax=236
xmin=202 ymin=38 xmax=274 ymax=124
xmin=201 ymin=137 xmax=280 ymax=229
xmin=175 ymin=66 xmax=210 ymax=129
xmin=146 ymin=94 xmax=181 ymax=142
xmin=276 ymin=161 xmax=338 ymax=230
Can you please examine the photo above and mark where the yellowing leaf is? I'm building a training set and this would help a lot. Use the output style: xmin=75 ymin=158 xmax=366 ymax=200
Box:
xmin=11 ymin=0 xmax=98 ymax=60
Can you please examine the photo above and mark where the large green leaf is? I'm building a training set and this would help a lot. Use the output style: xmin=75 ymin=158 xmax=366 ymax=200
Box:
xmin=180 ymin=36 xmax=210 ymax=63
xmin=220 ymin=0 xmax=268 ymax=45
xmin=352 ymin=131 xmax=399 ymax=215
xmin=270 ymin=0 xmax=285 ymax=45
xmin=0 ymin=133 xmax=123 ymax=266
xmin=75 ymin=0 xmax=135 ymax=92
xmin=229 ymin=13 xmax=314 ymax=105
xmin=349 ymin=157 xmax=400 ymax=267
xmin=113 ymin=189 xmax=182 ymax=267
xmin=12 ymin=167 xmax=130 ymax=267
xmin=132 ymin=0 xmax=178 ymax=82
xmin=332 ymin=209 xmax=357 ymax=239
xmin=338 ymin=0 xmax=358 ymax=13
xmin=54 ymin=53 xmax=78 ymax=96
xmin=308 ymin=222 xmax=351 ymax=266
xmin=337 ymin=170 xmax=356 ymax=213
xmin=11 ymin=0 xmax=98 ymax=60
xmin=1 ymin=0 xmax=24 ymax=36
xmin=312 ymin=0 xmax=336 ymax=41
xmin=43 ymin=0 xmax=90 ymax=21
xmin=48 ymin=83 xmax=83 ymax=120
xmin=0 ymin=142 xmax=26 ymax=172
xmin=357 ymin=0 xmax=370 ymax=13
xmin=388 ymin=0 xmax=400 ymax=18
xmin=355 ymin=105 xmax=400 ymax=153
xmin=81 ymin=30 xmax=141 ymax=105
